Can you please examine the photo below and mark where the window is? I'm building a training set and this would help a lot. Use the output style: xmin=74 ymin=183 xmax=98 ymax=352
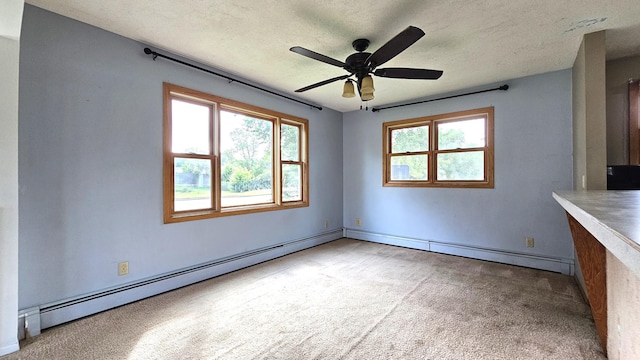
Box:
xmin=163 ymin=83 xmax=308 ymax=223
xmin=383 ymin=107 xmax=494 ymax=188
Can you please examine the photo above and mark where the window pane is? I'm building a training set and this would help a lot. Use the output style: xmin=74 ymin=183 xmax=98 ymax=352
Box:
xmin=281 ymin=124 xmax=300 ymax=161
xmin=174 ymin=158 xmax=212 ymax=211
xmin=220 ymin=111 xmax=273 ymax=207
xmin=390 ymin=155 xmax=428 ymax=180
xmin=391 ymin=125 xmax=429 ymax=153
xmin=437 ymin=118 xmax=485 ymax=150
xmin=282 ymin=164 xmax=302 ymax=201
xmin=171 ymin=99 xmax=210 ymax=154
xmin=436 ymin=151 xmax=485 ymax=180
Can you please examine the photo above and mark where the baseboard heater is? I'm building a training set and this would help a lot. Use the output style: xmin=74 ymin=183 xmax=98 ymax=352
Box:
xmin=19 ymin=229 xmax=343 ymax=339
xmin=344 ymin=228 xmax=574 ymax=275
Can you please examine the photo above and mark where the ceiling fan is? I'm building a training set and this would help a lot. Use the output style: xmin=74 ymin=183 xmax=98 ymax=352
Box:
xmin=290 ymin=26 xmax=443 ymax=102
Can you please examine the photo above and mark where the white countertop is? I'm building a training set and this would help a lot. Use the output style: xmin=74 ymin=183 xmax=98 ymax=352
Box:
xmin=553 ymin=190 xmax=640 ymax=277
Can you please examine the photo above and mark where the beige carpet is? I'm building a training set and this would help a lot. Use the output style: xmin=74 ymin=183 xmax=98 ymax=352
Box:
xmin=2 ymin=238 xmax=605 ymax=359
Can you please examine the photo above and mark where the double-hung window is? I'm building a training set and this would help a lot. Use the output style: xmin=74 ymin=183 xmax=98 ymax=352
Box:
xmin=383 ymin=107 xmax=494 ymax=188
xmin=164 ymin=83 xmax=308 ymax=223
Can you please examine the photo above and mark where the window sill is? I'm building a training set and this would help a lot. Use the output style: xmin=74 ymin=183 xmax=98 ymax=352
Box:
xmin=165 ymin=201 xmax=309 ymax=223
xmin=383 ymin=180 xmax=494 ymax=188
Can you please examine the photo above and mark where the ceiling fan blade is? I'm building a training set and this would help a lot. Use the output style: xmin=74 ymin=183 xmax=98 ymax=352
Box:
xmin=290 ymin=46 xmax=346 ymax=68
xmin=366 ymin=26 xmax=425 ymax=69
xmin=295 ymin=74 xmax=351 ymax=92
xmin=374 ymin=68 xmax=443 ymax=80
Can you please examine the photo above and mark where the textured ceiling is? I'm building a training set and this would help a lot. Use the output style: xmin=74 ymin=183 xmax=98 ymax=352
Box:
xmin=25 ymin=0 xmax=640 ymax=112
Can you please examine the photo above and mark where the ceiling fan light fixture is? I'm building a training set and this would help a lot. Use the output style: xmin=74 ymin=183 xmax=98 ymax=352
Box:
xmin=361 ymin=91 xmax=374 ymax=101
xmin=360 ymin=76 xmax=374 ymax=101
xmin=342 ymin=80 xmax=355 ymax=98
xmin=361 ymin=75 xmax=374 ymax=93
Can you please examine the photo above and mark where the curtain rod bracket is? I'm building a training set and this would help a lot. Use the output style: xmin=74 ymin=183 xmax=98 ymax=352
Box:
xmin=144 ymin=47 xmax=158 ymax=61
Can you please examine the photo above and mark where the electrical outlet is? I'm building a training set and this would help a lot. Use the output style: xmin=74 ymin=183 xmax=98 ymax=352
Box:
xmin=356 ymin=218 xmax=362 ymax=227
xmin=118 ymin=261 xmax=129 ymax=276
xmin=324 ymin=220 xmax=329 ymax=228
xmin=525 ymin=237 xmax=535 ymax=248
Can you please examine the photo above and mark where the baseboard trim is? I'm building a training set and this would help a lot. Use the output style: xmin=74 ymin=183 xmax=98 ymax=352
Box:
xmin=344 ymin=228 xmax=574 ymax=275
xmin=23 ymin=230 xmax=343 ymax=337
xmin=0 ymin=342 xmax=20 ymax=357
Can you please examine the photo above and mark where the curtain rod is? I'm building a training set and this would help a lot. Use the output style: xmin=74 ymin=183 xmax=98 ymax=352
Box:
xmin=143 ymin=47 xmax=323 ymax=111
xmin=371 ymin=84 xmax=509 ymax=112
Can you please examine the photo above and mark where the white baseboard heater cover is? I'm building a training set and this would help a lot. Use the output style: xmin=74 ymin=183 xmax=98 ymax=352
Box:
xmin=19 ymin=230 xmax=343 ymax=339
xmin=344 ymin=228 xmax=574 ymax=275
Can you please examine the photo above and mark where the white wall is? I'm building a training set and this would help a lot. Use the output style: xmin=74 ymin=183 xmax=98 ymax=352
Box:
xmin=0 ymin=1 xmax=23 ymax=355
xmin=19 ymin=5 xmax=343 ymax=311
xmin=572 ymin=31 xmax=607 ymax=191
xmin=0 ymin=36 xmax=21 ymax=357
xmin=343 ymin=71 xmax=575 ymax=268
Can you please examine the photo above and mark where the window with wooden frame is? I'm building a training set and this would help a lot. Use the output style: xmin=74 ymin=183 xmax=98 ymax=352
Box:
xmin=163 ymin=83 xmax=308 ymax=223
xmin=383 ymin=107 xmax=494 ymax=188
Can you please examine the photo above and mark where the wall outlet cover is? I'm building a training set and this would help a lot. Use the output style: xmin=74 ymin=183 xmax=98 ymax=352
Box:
xmin=525 ymin=237 xmax=535 ymax=248
xmin=118 ymin=261 xmax=129 ymax=276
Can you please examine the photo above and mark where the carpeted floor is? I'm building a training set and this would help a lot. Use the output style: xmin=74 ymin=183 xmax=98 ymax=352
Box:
xmin=2 ymin=238 xmax=605 ymax=359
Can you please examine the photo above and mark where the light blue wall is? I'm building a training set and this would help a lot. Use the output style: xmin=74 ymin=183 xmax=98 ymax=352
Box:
xmin=343 ymin=71 xmax=574 ymax=262
xmin=19 ymin=5 xmax=343 ymax=309
xmin=19 ymin=4 xmax=575 ymax=315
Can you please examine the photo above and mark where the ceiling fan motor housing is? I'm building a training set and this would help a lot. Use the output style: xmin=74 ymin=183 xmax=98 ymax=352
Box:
xmin=345 ymin=52 xmax=372 ymax=81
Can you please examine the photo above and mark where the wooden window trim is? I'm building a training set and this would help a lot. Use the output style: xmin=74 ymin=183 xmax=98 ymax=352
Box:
xmin=630 ymin=80 xmax=640 ymax=165
xmin=280 ymin=120 xmax=306 ymax=203
xmin=163 ymin=83 xmax=309 ymax=223
xmin=383 ymin=107 xmax=494 ymax=188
